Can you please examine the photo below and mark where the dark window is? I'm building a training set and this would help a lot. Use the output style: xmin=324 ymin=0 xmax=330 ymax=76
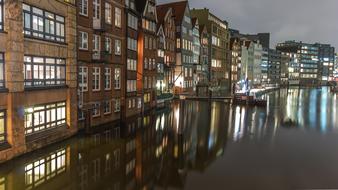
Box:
xmin=0 ymin=53 xmax=4 ymax=88
xmin=0 ymin=110 xmax=6 ymax=143
xmin=0 ymin=0 xmax=3 ymax=31
xmin=23 ymin=3 xmax=65 ymax=43
xmin=24 ymin=56 xmax=66 ymax=87
xmin=24 ymin=102 xmax=66 ymax=135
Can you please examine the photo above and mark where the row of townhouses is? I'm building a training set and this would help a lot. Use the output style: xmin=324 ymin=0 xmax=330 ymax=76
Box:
xmin=0 ymin=0 xmax=336 ymax=163
xmin=0 ymin=0 xmax=234 ymax=163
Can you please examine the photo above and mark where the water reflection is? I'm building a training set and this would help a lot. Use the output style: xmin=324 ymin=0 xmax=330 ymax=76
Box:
xmin=0 ymin=87 xmax=337 ymax=189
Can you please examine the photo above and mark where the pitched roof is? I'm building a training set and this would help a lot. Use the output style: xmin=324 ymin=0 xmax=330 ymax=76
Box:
xmin=157 ymin=1 xmax=188 ymax=24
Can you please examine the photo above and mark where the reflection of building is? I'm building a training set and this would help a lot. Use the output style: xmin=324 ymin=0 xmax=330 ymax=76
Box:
xmin=280 ymin=52 xmax=291 ymax=86
xmin=261 ymin=48 xmax=269 ymax=85
xmin=0 ymin=0 xmax=77 ymax=163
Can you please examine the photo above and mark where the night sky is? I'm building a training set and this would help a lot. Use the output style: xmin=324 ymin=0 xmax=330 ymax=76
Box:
xmin=158 ymin=0 xmax=338 ymax=49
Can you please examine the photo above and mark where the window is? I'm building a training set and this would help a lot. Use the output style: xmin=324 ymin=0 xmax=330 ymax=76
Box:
xmin=92 ymin=102 xmax=100 ymax=117
xmin=114 ymin=99 xmax=120 ymax=112
xmin=105 ymin=37 xmax=111 ymax=53
xmin=105 ymin=3 xmax=112 ymax=24
xmin=0 ymin=53 xmax=4 ymax=88
xmin=93 ymin=0 xmax=100 ymax=20
xmin=114 ymin=7 xmax=121 ymax=28
xmin=25 ymin=149 xmax=66 ymax=189
xmin=128 ymin=13 xmax=138 ymax=30
xmin=24 ymin=102 xmax=66 ymax=135
xmin=24 ymin=56 xmax=66 ymax=87
xmin=115 ymin=40 xmax=121 ymax=55
xmin=93 ymin=35 xmax=101 ymax=52
xmin=0 ymin=110 xmax=6 ymax=143
xmin=127 ymin=38 xmax=137 ymax=51
xmin=177 ymin=38 xmax=180 ymax=49
xmin=127 ymin=80 xmax=136 ymax=92
xmin=79 ymin=31 xmax=88 ymax=50
xmin=23 ymin=4 xmax=65 ymax=42
xmin=93 ymin=67 xmax=100 ymax=91
xmin=79 ymin=66 xmax=88 ymax=91
xmin=114 ymin=68 xmax=121 ymax=89
xmin=0 ymin=0 xmax=3 ymax=30
xmin=104 ymin=67 xmax=111 ymax=90
xmin=104 ymin=101 xmax=111 ymax=115
xmin=127 ymin=59 xmax=137 ymax=71
xmin=79 ymin=0 xmax=88 ymax=16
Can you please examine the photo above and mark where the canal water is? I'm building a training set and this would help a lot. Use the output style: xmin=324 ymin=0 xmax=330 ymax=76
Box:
xmin=0 ymin=87 xmax=337 ymax=190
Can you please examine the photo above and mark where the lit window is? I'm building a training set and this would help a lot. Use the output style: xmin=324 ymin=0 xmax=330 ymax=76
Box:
xmin=0 ymin=53 xmax=4 ymax=88
xmin=92 ymin=67 xmax=101 ymax=91
xmin=24 ymin=102 xmax=66 ymax=135
xmin=114 ymin=68 xmax=121 ymax=89
xmin=105 ymin=3 xmax=112 ymax=24
xmin=79 ymin=66 xmax=88 ymax=91
xmin=0 ymin=110 xmax=6 ymax=143
xmin=79 ymin=0 xmax=88 ymax=16
xmin=115 ymin=7 xmax=121 ymax=28
xmin=79 ymin=31 xmax=88 ymax=50
xmin=24 ymin=56 xmax=66 ymax=87
xmin=23 ymin=4 xmax=65 ymax=42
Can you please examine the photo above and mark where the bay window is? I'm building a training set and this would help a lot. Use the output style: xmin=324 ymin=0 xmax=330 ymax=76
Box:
xmin=0 ymin=110 xmax=6 ymax=143
xmin=104 ymin=67 xmax=111 ymax=90
xmin=114 ymin=68 xmax=121 ymax=89
xmin=0 ymin=53 xmax=4 ymax=88
xmin=127 ymin=59 xmax=137 ymax=71
xmin=24 ymin=102 xmax=66 ymax=135
xmin=24 ymin=56 xmax=66 ymax=87
xmin=79 ymin=66 xmax=88 ymax=91
xmin=127 ymin=80 xmax=136 ymax=92
xmin=23 ymin=3 xmax=65 ymax=42
xmin=92 ymin=67 xmax=101 ymax=91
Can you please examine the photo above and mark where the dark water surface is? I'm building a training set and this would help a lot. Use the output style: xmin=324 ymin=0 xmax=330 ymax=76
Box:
xmin=0 ymin=87 xmax=338 ymax=190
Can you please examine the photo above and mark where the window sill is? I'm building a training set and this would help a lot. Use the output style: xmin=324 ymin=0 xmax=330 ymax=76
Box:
xmin=0 ymin=142 xmax=11 ymax=151
xmin=25 ymin=125 xmax=68 ymax=143
xmin=24 ymin=36 xmax=67 ymax=46
xmin=25 ymin=85 xmax=67 ymax=91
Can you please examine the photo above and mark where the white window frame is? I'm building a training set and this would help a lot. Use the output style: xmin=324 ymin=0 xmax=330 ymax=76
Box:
xmin=115 ymin=39 xmax=121 ymax=55
xmin=79 ymin=66 xmax=88 ymax=91
xmin=114 ymin=7 xmax=121 ymax=28
xmin=79 ymin=0 xmax=88 ymax=16
xmin=93 ymin=34 xmax=101 ymax=52
xmin=114 ymin=68 xmax=121 ymax=89
xmin=104 ymin=101 xmax=111 ymax=115
xmin=105 ymin=37 xmax=112 ymax=53
xmin=93 ymin=67 xmax=101 ymax=91
xmin=114 ymin=99 xmax=120 ymax=112
xmin=104 ymin=67 xmax=111 ymax=90
xmin=92 ymin=102 xmax=100 ymax=117
xmin=93 ymin=0 xmax=100 ymax=20
xmin=79 ymin=31 xmax=88 ymax=50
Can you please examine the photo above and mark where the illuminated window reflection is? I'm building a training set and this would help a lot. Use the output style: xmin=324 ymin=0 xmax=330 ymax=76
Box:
xmin=0 ymin=177 xmax=5 ymax=190
xmin=25 ymin=149 xmax=66 ymax=189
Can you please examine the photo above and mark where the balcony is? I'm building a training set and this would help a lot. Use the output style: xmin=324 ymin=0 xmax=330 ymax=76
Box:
xmin=92 ymin=51 xmax=112 ymax=63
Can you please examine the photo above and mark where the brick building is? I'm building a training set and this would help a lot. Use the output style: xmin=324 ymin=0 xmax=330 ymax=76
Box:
xmin=77 ymin=0 xmax=125 ymax=128
xmin=0 ymin=0 xmax=77 ymax=163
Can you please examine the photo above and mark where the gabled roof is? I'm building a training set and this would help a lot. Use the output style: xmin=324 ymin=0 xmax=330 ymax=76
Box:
xmin=157 ymin=1 xmax=188 ymax=24
xmin=156 ymin=6 xmax=172 ymax=27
